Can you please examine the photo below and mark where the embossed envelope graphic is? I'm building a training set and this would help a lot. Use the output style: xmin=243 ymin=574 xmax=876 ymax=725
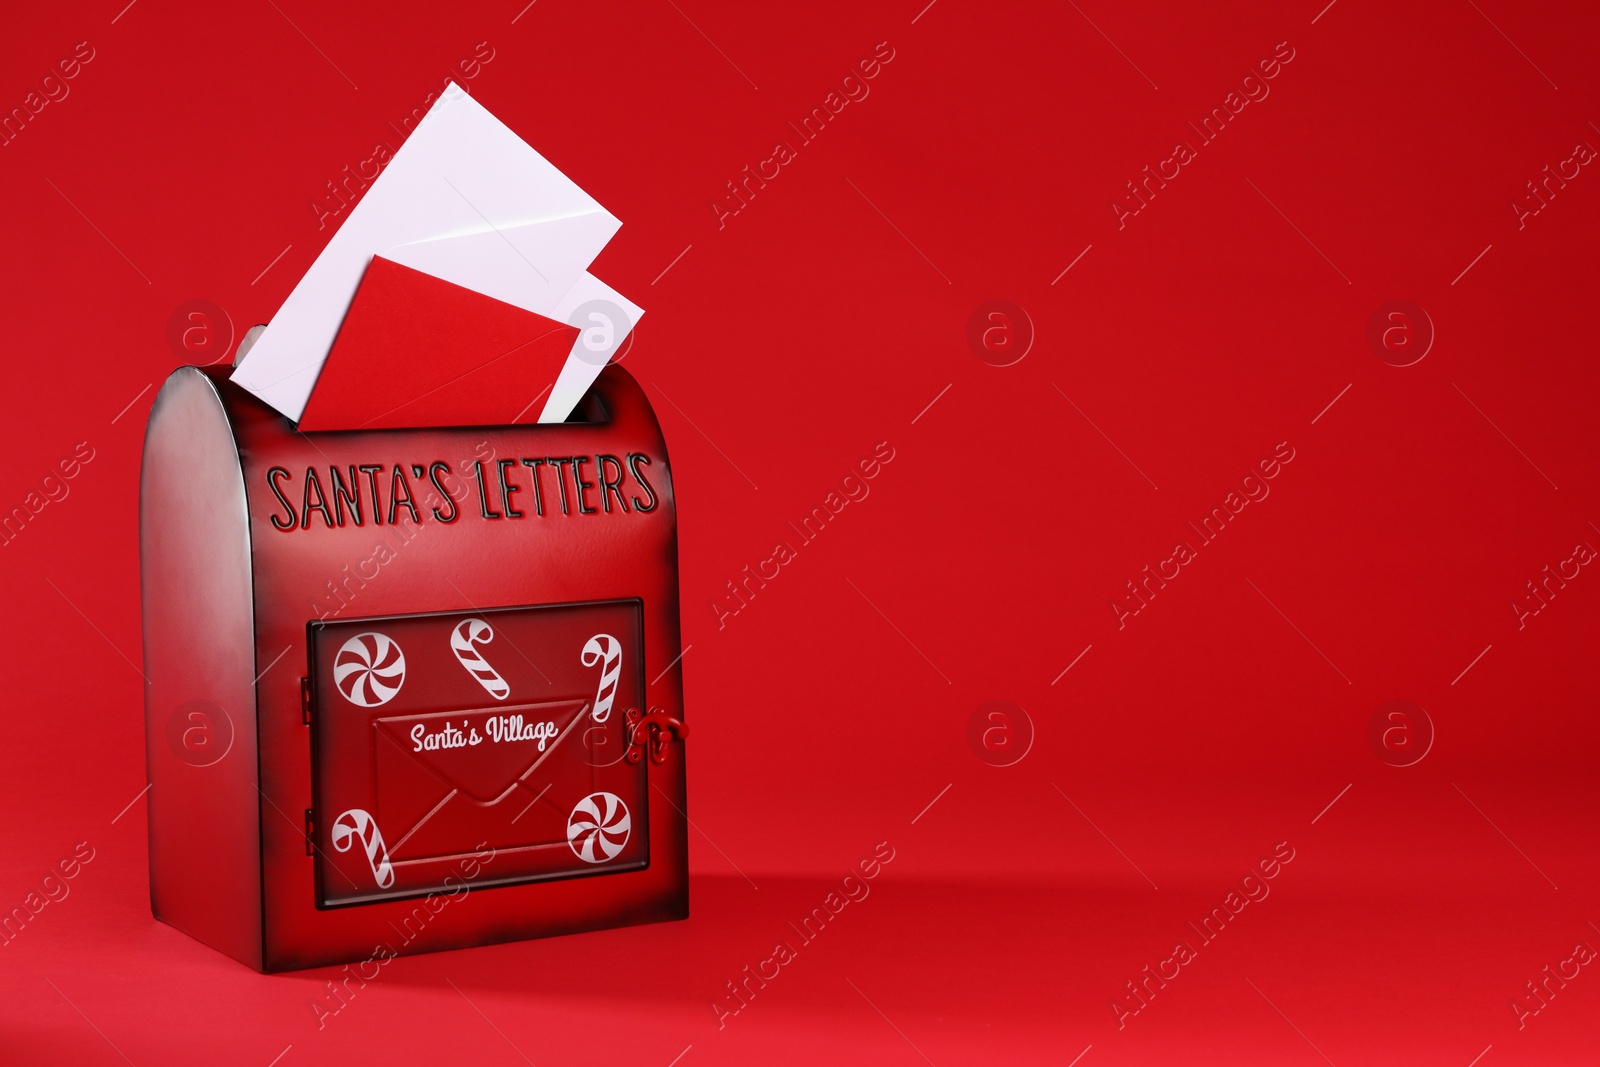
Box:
xmin=371 ymin=700 xmax=588 ymax=856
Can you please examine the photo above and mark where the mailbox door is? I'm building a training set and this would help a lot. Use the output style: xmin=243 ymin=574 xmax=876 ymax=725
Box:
xmin=307 ymin=599 xmax=648 ymax=908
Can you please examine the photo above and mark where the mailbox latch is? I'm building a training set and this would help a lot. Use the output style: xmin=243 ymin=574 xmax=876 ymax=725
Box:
xmin=625 ymin=707 xmax=688 ymax=765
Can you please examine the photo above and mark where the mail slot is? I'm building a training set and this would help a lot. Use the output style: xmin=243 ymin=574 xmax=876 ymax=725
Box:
xmin=140 ymin=362 xmax=688 ymax=972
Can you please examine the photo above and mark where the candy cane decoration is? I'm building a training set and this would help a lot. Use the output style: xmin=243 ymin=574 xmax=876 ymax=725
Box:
xmin=331 ymin=808 xmax=394 ymax=889
xmin=581 ymin=634 xmax=622 ymax=723
xmin=450 ymin=618 xmax=509 ymax=700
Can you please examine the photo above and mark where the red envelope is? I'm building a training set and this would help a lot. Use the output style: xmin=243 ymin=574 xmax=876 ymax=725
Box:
xmin=295 ymin=255 xmax=581 ymax=431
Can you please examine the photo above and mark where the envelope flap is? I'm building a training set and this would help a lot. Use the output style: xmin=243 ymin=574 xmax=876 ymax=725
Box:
xmin=384 ymin=210 xmax=620 ymax=308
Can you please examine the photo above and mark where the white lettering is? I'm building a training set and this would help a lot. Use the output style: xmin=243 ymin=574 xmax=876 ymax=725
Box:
xmin=412 ymin=715 xmax=556 ymax=753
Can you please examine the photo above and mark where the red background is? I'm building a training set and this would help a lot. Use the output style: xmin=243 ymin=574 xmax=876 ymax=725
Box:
xmin=2 ymin=0 xmax=1598 ymax=1063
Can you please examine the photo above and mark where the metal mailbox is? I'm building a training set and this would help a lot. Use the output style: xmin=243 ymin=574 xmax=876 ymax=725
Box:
xmin=140 ymin=362 xmax=688 ymax=972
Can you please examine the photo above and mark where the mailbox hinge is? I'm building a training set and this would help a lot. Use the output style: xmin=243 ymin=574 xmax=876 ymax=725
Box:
xmin=304 ymin=809 xmax=316 ymax=855
xmin=300 ymin=677 xmax=311 ymax=725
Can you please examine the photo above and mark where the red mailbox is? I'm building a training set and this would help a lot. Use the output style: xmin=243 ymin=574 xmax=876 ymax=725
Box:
xmin=140 ymin=363 xmax=688 ymax=972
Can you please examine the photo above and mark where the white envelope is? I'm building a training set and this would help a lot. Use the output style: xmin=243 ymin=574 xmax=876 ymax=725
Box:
xmin=232 ymin=81 xmax=642 ymax=424
xmin=539 ymin=274 xmax=643 ymax=423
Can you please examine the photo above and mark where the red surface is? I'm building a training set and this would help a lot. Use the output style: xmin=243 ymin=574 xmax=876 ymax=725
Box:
xmin=1 ymin=0 xmax=1598 ymax=1062
xmin=298 ymin=256 xmax=581 ymax=430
